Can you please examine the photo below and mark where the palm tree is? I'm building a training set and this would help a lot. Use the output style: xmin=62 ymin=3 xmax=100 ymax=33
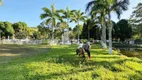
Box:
xmin=86 ymin=0 xmax=108 ymax=49
xmin=72 ymin=10 xmax=86 ymax=43
xmin=57 ymin=21 xmax=68 ymax=44
xmin=106 ymin=0 xmax=129 ymax=54
xmin=40 ymin=4 xmax=60 ymax=45
xmin=60 ymin=7 xmax=75 ymax=25
xmin=86 ymin=0 xmax=129 ymax=53
xmin=130 ymin=3 xmax=142 ymax=38
xmin=58 ymin=7 xmax=75 ymax=43
xmin=87 ymin=14 xmax=101 ymax=40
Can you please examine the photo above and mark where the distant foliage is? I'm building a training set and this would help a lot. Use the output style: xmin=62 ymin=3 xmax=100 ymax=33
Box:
xmin=37 ymin=25 xmax=51 ymax=39
xmin=130 ymin=3 xmax=142 ymax=39
xmin=15 ymin=31 xmax=27 ymax=39
xmin=0 ymin=21 xmax=36 ymax=39
xmin=114 ymin=19 xmax=132 ymax=42
xmin=72 ymin=25 xmax=83 ymax=39
xmin=81 ymin=19 xmax=101 ymax=40
xmin=33 ymin=31 xmax=40 ymax=39
xmin=0 ymin=21 xmax=14 ymax=38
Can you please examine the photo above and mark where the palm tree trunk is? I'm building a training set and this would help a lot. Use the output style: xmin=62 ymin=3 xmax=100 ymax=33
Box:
xmin=62 ymin=32 xmax=64 ymax=44
xmin=101 ymin=16 xmax=107 ymax=49
xmin=77 ymin=22 xmax=80 ymax=44
xmin=108 ymin=13 xmax=113 ymax=54
xmin=51 ymin=26 xmax=54 ymax=45
xmin=88 ymin=26 xmax=90 ymax=40
xmin=108 ymin=22 xmax=113 ymax=54
xmin=67 ymin=18 xmax=70 ymax=43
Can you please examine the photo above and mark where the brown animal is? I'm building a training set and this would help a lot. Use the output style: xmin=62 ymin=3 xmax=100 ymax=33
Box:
xmin=76 ymin=43 xmax=91 ymax=59
xmin=76 ymin=48 xmax=85 ymax=58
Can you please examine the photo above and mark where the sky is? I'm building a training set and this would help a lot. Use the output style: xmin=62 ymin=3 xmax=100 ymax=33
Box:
xmin=0 ymin=0 xmax=142 ymax=28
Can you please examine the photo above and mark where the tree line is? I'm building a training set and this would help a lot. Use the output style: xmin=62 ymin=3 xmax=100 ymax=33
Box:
xmin=39 ymin=0 xmax=130 ymax=54
xmin=39 ymin=4 xmax=85 ymax=44
xmin=81 ymin=19 xmax=132 ymax=42
xmin=0 ymin=21 xmax=37 ymax=39
xmin=39 ymin=0 xmax=142 ymax=53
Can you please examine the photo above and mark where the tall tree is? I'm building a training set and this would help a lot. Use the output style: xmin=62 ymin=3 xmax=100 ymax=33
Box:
xmin=40 ymin=4 xmax=60 ymax=45
xmin=81 ymin=19 xmax=101 ymax=40
xmin=4 ymin=22 xmax=15 ymax=38
xmin=116 ymin=19 xmax=132 ymax=42
xmin=12 ymin=22 xmax=28 ymax=33
xmin=0 ymin=22 xmax=15 ymax=38
xmin=73 ymin=24 xmax=83 ymax=39
xmin=12 ymin=22 xmax=29 ymax=39
xmin=86 ymin=0 xmax=108 ymax=49
xmin=112 ymin=21 xmax=119 ymax=40
xmin=37 ymin=24 xmax=50 ymax=39
xmin=72 ymin=10 xmax=86 ymax=43
xmin=86 ymin=0 xmax=129 ymax=53
xmin=58 ymin=7 xmax=75 ymax=43
xmin=130 ymin=3 xmax=142 ymax=39
xmin=56 ymin=22 xmax=68 ymax=41
xmin=106 ymin=0 xmax=129 ymax=54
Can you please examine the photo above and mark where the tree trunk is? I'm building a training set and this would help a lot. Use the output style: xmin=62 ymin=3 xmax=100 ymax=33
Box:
xmin=88 ymin=26 xmax=90 ymax=40
xmin=62 ymin=33 xmax=64 ymax=44
xmin=67 ymin=19 xmax=70 ymax=43
xmin=101 ymin=16 xmax=107 ymax=49
xmin=51 ymin=26 xmax=54 ymax=45
xmin=108 ymin=13 xmax=113 ymax=54
xmin=108 ymin=22 xmax=113 ymax=54
xmin=77 ymin=22 xmax=80 ymax=44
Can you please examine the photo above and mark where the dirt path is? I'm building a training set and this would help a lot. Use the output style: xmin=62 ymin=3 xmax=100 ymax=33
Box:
xmin=0 ymin=44 xmax=48 ymax=64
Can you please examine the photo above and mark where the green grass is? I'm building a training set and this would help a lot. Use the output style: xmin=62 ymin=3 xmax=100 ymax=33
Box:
xmin=0 ymin=44 xmax=142 ymax=80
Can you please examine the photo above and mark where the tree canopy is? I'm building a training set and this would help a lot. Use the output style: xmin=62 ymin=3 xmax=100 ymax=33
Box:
xmin=0 ymin=21 xmax=14 ymax=38
xmin=0 ymin=21 xmax=36 ymax=39
xmin=115 ymin=19 xmax=132 ymax=42
xmin=81 ymin=19 xmax=101 ymax=40
xmin=130 ymin=3 xmax=142 ymax=39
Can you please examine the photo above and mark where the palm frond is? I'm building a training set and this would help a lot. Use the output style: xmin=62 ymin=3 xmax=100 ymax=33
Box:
xmin=45 ymin=18 xmax=52 ymax=25
xmin=111 ymin=0 xmax=129 ymax=19
xmin=40 ymin=13 xmax=50 ymax=19
xmin=66 ymin=7 xmax=70 ymax=13
xmin=51 ymin=4 xmax=56 ymax=13
xmin=57 ymin=9 xmax=64 ymax=13
xmin=52 ymin=18 xmax=56 ymax=27
xmin=85 ymin=0 xmax=95 ymax=12
xmin=42 ymin=7 xmax=51 ymax=14
xmin=71 ymin=10 xmax=76 ymax=13
xmin=70 ymin=18 xmax=77 ymax=23
xmin=81 ymin=12 xmax=84 ymax=15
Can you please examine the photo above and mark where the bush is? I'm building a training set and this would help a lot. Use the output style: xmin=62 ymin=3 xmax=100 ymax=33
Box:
xmin=135 ymin=39 xmax=142 ymax=44
xmin=81 ymin=39 xmax=87 ymax=43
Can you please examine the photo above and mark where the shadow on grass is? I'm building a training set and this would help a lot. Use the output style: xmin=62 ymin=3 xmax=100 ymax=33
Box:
xmin=27 ymin=58 xmax=142 ymax=80
xmin=1 ymin=44 xmax=142 ymax=80
xmin=24 ymin=45 xmax=142 ymax=79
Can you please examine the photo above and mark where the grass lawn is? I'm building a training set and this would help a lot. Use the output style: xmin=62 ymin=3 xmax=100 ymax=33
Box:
xmin=0 ymin=44 xmax=142 ymax=80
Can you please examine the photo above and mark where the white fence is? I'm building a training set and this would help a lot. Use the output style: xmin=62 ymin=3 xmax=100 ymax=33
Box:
xmin=0 ymin=39 xmax=43 ymax=45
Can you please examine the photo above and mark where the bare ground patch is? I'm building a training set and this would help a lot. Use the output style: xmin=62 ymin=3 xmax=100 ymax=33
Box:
xmin=0 ymin=44 xmax=48 ymax=63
